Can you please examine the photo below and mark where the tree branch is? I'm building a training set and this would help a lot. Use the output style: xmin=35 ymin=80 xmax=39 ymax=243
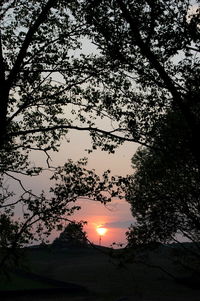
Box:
xmin=7 ymin=0 xmax=57 ymax=89
xmin=0 ymin=195 xmax=25 ymax=208
xmin=8 ymin=124 xmax=153 ymax=147
xmin=4 ymin=172 xmax=41 ymax=200
xmin=116 ymin=1 xmax=182 ymax=100
xmin=116 ymin=1 xmax=198 ymax=131
xmin=7 ymin=74 xmax=92 ymax=124
xmin=116 ymin=0 xmax=200 ymax=167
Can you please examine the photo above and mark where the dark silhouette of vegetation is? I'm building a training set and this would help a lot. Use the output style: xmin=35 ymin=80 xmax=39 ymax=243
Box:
xmin=124 ymin=109 xmax=200 ymax=276
xmin=77 ymin=0 xmax=200 ymax=164
xmin=126 ymin=109 xmax=200 ymax=246
xmin=0 ymin=0 xmax=123 ymax=272
xmin=75 ymin=0 xmax=200 ymax=273
xmin=77 ymin=1 xmax=200 ymax=239
xmin=52 ymin=221 xmax=88 ymax=248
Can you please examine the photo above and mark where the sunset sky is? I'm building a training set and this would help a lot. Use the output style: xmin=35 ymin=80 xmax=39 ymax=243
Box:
xmin=73 ymin=198 xmax=134 ymax=247
xmin=12 ymin=127 xmax=138 ymax=248
xmin=50 ymin=131 xmax=139 ymax=247
xmin=28 ymin=130 xmax=139 ymax=247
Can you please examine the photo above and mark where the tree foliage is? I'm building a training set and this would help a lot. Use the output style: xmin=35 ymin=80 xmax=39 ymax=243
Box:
xmin=0 ymin=157 xmax=120 ymax=272
xmin=126 ymin=109 xmax=200 ymax=248
xmin=76 ymin=0 xmax=200 ymax=162
xmin=53 ymin=221 xmax=88 ymax=248
xmin=0 ymin=0 xmax=124 ymax=270
xmin=75 ymin=0 xmax=200 ymax=249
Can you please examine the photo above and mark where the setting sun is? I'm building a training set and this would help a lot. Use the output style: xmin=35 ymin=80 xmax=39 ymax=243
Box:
xmin=96 ymin=227 xmax=108 ymax=236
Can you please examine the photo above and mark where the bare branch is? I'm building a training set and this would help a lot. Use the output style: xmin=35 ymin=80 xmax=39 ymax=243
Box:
xmin=4 ymin=172 xmax=40 ymax=200
xmin=0 ymin=195 xmax=25 ymax=208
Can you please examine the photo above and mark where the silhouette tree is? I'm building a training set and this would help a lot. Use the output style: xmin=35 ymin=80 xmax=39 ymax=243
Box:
xmin=126 ymin=108 xmax=200 ymax=244
xmin=125 ymin=110 xmax=200 ymax=274
xmin=0 ymin=0 xmax=124 ymax=271
xmin=77 ymin=0 xmax=200 ymax=164
xmin=77 ymin=0 xmax=200 ymax=256
xmin=53 ymin=221 xmax=88 ymax=248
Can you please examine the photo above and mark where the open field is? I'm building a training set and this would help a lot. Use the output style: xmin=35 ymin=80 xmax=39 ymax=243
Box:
xmin=1 ymin=245 xmax=200 ymax=301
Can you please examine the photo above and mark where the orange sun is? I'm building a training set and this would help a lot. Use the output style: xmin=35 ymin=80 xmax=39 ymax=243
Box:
xmin=96 ymin=227 xmax=108 ymax=236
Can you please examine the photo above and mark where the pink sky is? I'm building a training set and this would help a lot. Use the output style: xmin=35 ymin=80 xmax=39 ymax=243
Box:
xmin=54 ymin=132 xmax=138 ymax=247
xmin=28 ymin=131 xmax=138 ymax=247
xmin=71 ymin=198 xmax=134 ymax=247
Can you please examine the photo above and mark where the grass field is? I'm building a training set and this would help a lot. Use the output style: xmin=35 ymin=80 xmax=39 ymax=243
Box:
xmin=1 ymin=245 xmax=200 ymax=301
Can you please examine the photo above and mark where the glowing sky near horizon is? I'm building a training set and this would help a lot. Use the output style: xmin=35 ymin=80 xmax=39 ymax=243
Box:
xmin=50 ymin=131 xmax=138 ymax=247
xmin=72 ymin=198 xmax=134 ymax=247
xmin=12 ymin=128 xmax=138 ymax=248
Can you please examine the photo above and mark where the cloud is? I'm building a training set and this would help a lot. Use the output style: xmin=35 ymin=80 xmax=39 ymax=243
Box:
xmin=104 ymin=220 xmax=134 ymax=229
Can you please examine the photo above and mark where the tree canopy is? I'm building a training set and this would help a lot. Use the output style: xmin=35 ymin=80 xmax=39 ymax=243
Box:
xmin=76 ymin=0 xmax=200 ymax=161
xmin=126 ymin=109 xmax=200 ymax=246
xmin=53 ymin=221 xmax=88 ymax=248
xmin=0 ymin=0 xmax=123 ymax=271
xmin=76 ymin=0 xmax=200 ymax=248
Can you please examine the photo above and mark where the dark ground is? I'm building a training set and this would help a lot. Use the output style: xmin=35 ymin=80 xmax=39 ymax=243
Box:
xmin=1 ymin=244 xmax=200 ymax=301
